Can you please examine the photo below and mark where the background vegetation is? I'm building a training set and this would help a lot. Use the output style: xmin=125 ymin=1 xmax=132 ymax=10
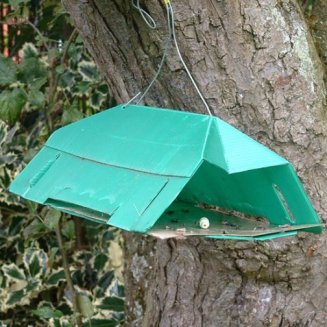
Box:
xmin=0 ymin=0 xmax=123 ymax=326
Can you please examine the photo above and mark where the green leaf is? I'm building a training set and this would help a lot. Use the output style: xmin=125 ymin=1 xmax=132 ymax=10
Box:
xmin=24 ymin=147 xmax=39 ymax=162
xmin=77 ymin=293 xmax=94 ymax=318
xmin=23 ymin=248 xmax=47 ymax=277
xmin=59 ymin=71 xmax=75 ymax=89
xmin=18 ymin=57 xmax=47 ymax=84
xmin=62 ymin=220 xmax=75 ymax=239
xmin=28 ymin=89 xmax=45 ymax=108
xmin=45 ymin=270 xmax=65 ymax=286
xmin=26 ymin=200 xmax=38 ymax=214
xmin=117 ymin=285 xmax=125 ymax=298
xmin=52 ymin=318 xmax=61 ymax=327
xmin=67 ymin=43 xmax=82 ymax=63
xmin=32 ymin=306 xmax=63 ymax=319
xmin=35 ymin=34 xmax=51 ymax=48
xmin=75 ymin=35 xmax=84 ymax=45
xmin=62 ymin=108 xmax=83 ymax=125
xmin=6 ymin=289 xmax=24 ymax=305
xmin=0 ymin=54 xmax=17 ymax=85
xmin=2 ymin=264 xmax=26 ymax=280
xmin=94 ymin=253 xmax=108 ymax=271
xmin=0 ymin=89 xmax=26 ymax=124
xmin=26 ymin=280 xmax=39 ymax=292
xmin=55 ymin=64 xmax=64 ymax=75
xmin=5 ymin=123 xmax=18 ymax=144
xmin=23 ymin=219 xmax=47 ymax=239
xmin=109 ymin=281 xmax=121 ymax=297
xmin=74 ymin=81 xmax=90 ymax=95
xmin=97 ymin=297 xmax=124 ymax=312
xmin=8 ymin=216 xmax=24 ymax=236
xmin=22 ymin=42 xmax=38 ymax=59
xmin=97 ymin=83 xmax=108 ymax=95
xmin=90 ymin=91 xmax=106 ymax=109
xmin=82 ymin=319 xmax=117 ymax=327
xmin=97 ymin=271 xmax=114 ymax=291
xmin=29 ymin=254 xmax=41 ymax=277
xmin=78 ymin=61 xmax=99 ymax=81
xmin=0 ymin=152 xmax=16 ymax=166
xmin=47 ymin=48 xmax=60 ymax=64
xmin=8 ymin=0 xmax=29 ymax=7
xmin=30 ymin=77 xmax=47 ymax=91
xmin=44 ymin=208 xmax=61 ymax=230
xmin=112 ymin=311 xmax=124 ymax=323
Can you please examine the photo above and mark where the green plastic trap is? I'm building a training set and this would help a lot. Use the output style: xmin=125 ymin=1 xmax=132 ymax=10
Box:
xmin=9 ymin=104 xmax=324 ymax=240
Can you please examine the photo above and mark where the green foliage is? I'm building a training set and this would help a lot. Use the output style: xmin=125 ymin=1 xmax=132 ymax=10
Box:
xmin=97 ymin=297 xmax=125 ymax=311
xmin=0 ymin=219 xmax=124 ymax=325
xmin=0 ymin=0 xmax=123 ymax=326
xmin=32 ymin=305 xmax=64 ymax=319
xmin=0 ymin=55 xmax=17 ymax=86
xmin=0 ymin=88 xmax=26 ymax=124
xmin=8 ymin=0 xmax=30 ymax=7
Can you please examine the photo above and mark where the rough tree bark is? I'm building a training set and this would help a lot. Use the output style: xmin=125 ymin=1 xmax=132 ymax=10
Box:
xmin=62 ymin=0 xmax=327 ymax=326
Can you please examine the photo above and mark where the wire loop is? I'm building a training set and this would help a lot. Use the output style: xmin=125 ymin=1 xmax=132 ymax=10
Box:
xmin=130 ymin=0 xmax=212 ymax=116
xmin=131 ymin=0 xmax=157 ymax=29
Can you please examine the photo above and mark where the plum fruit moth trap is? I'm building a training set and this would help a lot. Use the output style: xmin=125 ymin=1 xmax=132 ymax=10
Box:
xmin=9 ymin=0 xmax=324 ymax=241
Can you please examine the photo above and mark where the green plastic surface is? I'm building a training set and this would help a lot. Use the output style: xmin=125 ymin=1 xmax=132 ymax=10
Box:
xmin=9 ymin=104 xmax=324 ymax=240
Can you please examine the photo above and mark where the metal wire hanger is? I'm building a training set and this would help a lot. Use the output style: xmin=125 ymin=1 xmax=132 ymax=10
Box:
xmin=126 ymin=0 xmax=213 ymax=116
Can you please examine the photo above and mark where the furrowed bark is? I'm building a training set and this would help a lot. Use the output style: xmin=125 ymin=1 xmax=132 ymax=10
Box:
xmin=62 ymin=0 xmax=327 ymax=326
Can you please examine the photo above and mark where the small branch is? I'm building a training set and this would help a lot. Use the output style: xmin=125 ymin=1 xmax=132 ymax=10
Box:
xmin=0 ymin=19 xmax=25 ymax=26
xmin=46 ymin=28 xmax=78 ymax=130
xmin=61 ymin=28 xmax=79 ymax=65
xmin=51 ymin=28 xmax=78 ymax=99
xmin=74 ymin=217 xmax=85 ymax=250
xmin=26 ymin=20 xmax=50 ymax=52
xmin=55 ymin=217 xmax=83 ymax=326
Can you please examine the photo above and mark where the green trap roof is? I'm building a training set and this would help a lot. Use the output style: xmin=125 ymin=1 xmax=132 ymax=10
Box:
xmin=9 ymin=104 xmax=323 ymax=240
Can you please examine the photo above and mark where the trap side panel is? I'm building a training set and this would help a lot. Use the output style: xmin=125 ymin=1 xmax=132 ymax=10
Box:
xmin=46 ymin=104 xmax=210 ymax=177
xmin=177 ymin=161 xmax=322 ymax=230
xmin=10 ymin=146 xmax=180 ymax=231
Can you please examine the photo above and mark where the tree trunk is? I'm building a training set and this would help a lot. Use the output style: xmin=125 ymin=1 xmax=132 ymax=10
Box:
xmin=62 ymin=0 xmax=327 ymax=326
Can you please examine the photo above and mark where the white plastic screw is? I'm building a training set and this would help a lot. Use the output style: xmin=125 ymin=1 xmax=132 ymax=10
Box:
xmin=199 ymin=217 xmax=210 ymax=229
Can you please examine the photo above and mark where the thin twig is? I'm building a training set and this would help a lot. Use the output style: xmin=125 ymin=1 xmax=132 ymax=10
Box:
xmin=46 ymin=28 xmax=79 ymax=132
xmin=55 ymin=217 xmax=83 ymax=326
xmin=61 ymin=28 xmax=79 ymax=65
xmin=74 ymin=217 xmax=85 ymax=250
xmin=27 ymin=20 xmax=50 ymax=52
xmin=0 ymin=19 xmax=25 ymax=26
